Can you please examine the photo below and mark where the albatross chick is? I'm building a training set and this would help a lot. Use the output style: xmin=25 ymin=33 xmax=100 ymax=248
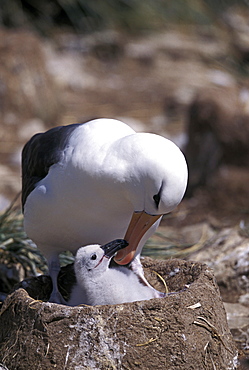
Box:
xmin=68 ymin=239 xmax=165 ymax=306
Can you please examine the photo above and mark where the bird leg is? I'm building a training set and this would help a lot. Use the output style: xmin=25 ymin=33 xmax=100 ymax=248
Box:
xmin=48 ymin=256 xmax=67 ymax=305
xmin=129 ymin=256 xmax=166 ymax=298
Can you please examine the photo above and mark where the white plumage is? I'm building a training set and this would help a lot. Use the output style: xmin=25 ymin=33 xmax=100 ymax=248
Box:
xmin=68 ymin=241 xmax=164 ymax=306
xmin=22 ymin=118 xmax=188 ymax=303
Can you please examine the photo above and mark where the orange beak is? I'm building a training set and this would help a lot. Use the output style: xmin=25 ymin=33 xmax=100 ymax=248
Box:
xmin=114 ymin=211 xmax=161 ymax=265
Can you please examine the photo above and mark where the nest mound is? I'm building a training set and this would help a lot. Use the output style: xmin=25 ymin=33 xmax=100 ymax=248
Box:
xmin=0 ymin=258 xmax=238 ymax=369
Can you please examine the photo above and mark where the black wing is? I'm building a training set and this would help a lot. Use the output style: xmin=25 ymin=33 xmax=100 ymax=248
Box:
xmin=21 ymin=123 xmax=82 ymax=209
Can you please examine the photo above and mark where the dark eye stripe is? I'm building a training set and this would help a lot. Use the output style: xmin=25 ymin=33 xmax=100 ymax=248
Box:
xmin=153 ymin=193 xmax=160 ymax=208
xmin=153 ymin=182 xmax=164 ymax=209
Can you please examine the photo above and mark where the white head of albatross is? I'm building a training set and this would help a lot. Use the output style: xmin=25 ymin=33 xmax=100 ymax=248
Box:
xmin=68 ymin=239 xmax=165 ymax=306
xmin=22 ymin=118 xmax=188 ymax=304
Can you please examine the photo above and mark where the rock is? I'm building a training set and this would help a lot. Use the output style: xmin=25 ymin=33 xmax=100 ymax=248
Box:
xmin=0 ymin=258 xmax=238 ymax=369
xmin=185 ymin=226 xmax=249 ymax=304
xmin=224 ymin=302 xmax=249 ymax=330
xmin=224 ymin=302 xmax=249 ymax=359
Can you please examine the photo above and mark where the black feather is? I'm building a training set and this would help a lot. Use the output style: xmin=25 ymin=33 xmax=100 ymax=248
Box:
xmin=21 ymin=123 xmax=82 ymax=209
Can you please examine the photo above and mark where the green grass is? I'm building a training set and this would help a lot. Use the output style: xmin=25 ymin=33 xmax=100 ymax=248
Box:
xmin=0 ymin=198 xmax=48 ymax=277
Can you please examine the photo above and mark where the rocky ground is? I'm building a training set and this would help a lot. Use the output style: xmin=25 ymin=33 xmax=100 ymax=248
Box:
xmin=1 ymin=10 xmax=249 ymax=367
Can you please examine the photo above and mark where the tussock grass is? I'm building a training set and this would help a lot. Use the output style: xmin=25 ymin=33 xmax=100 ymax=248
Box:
xmin=0 ymin=198 xmax=47 ymax=277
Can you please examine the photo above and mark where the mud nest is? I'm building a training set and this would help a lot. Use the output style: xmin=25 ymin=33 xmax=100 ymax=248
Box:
xmin=0 ymin=258 xmax=238 ymax=369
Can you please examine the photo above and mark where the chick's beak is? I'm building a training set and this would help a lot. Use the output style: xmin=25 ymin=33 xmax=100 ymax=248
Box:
xmin=114 ymin=211 xmax=161 ymax=265
xmin=101 ymin=239 xmax=129 ymax=259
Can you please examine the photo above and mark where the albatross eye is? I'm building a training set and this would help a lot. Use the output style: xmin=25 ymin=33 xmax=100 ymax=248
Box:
xmin=153 ymin=193 xmax=160 ymax=208
xmin=153 ymin=182 xmax=164 ymax=209
xmin=91 ymin=253 xmax=97 ymax=260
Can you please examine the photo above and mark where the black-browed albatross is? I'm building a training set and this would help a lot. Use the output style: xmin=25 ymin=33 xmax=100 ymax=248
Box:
xmin=22 ymin=118 xmax=188 ymax=304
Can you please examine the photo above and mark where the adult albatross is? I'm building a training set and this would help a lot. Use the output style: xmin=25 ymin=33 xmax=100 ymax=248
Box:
xmin=22 ymin=118 xmax=188 ymax=303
